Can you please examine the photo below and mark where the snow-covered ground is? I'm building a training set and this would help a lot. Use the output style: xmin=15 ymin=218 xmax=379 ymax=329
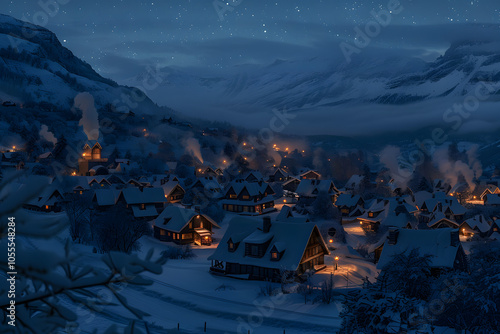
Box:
xmin=18 ymin=210 xmax=386 ymax=333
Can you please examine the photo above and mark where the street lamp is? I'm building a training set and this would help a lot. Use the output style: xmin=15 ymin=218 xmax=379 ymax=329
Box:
xmin=334 ymin=256 xmax=339 ymax=271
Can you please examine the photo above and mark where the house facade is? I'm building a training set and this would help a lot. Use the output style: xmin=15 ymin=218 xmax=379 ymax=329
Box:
xmin=209 ymin=216 xmax=329 ymax=281
xmin=221 ymin=180 xmax=275 ymax=214
xmin=153 ymin=206 xmax=220 ymax=245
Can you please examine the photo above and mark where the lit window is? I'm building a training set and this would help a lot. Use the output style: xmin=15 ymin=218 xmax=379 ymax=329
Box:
xmin=271 ymin=252 xmax=278 ymax=259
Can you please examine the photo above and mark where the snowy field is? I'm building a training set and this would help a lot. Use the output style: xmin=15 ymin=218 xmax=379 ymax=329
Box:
xmin=18 ymin=210 xmax=387 ymax=333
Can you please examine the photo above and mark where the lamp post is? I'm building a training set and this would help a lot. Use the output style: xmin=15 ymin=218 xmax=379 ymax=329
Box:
xmin=334 ymin=256 xmax=339 ymax=271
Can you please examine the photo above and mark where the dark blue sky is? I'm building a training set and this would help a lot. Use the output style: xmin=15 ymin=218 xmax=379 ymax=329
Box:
xmin=4 ymin=1 xmax=500 ymax=82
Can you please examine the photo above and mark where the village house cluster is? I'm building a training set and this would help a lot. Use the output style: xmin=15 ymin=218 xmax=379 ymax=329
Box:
xmin=3 ymin=140 xmax=500 ymax=283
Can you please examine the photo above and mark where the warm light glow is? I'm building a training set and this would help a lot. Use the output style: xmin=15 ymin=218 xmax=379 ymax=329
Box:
xmin=283 ymin=199 xmax=287 ymax=203
xmin=285 ymin=147 xmax=289 ymax=151
xmin=12 ymin=146 xmax=16 ymax=149
xmin=273 ymin=144 xmax=277 ymax=147
xmin=143 ymin=128 xmax=146 ymax=132
xmin=451 ymin=193 xmax=454 ymax=196
xmin=474 ymin=196 xmax=477 ymax=199
xmin=71 ymin=171 xmax=76 ymax=176
xmin=243 ymin=142 xmax=246 ymax=146
xmin=205 ymin=236 xmax=209 ymax=239
xmin=198 ymin=169 xmax=202 ymax=172
xmin=223 ymin=160 xmax=227 ymax=163
xmin=463 ymin=228 xmax=465 ymax=232
xmin=197 ymin=215 xmax=200 ymax=218
xmin=45 ymin=205 xmax=49 ymax=209
xmin=329 ymin=239 xmax=333 ymax=243
xmin=165 ymin=195 xmax=168 ymax=198
xmin=335 ymin=256 xmax=339 ymax=261
xmin=302 ymin=150 xmax=305 ymax=153
xmin=360 ymin=221 xmax=363 ymax=225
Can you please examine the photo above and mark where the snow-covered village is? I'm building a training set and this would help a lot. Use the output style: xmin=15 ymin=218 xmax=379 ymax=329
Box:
xmin=1 ymin=2 xmax=500 ymax=334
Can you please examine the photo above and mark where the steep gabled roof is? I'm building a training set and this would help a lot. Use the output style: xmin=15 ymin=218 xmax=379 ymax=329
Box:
xmin=335 ymin=194 xmax=362 ymax=207
xmin=461 ymin=215 xmax=491 ymax=233
xmin=93 ymin=188 xmax=122 ymax=206
xmin=296 ymin=179 xmax=338 ymax=197
xmin=121 ymin=187 xmax=165 ymax=205
xmin=377 ymin=228 xmax=462 ymax=269
xmin=208 ymin=216 xmax=329 ymax=271
xmin=154 ymin=206 xmax=220 ymax=233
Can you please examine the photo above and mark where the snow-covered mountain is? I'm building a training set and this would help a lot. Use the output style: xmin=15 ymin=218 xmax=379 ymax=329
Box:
xmin=134 ymin=40 xmax=500 ymax=136
xmin=0 ymin=14 xmax=159 ymax=113
xmin=148 ymin=41 xmax=500 ymax=109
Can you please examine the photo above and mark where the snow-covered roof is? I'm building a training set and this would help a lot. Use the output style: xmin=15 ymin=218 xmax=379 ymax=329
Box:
xmin=295 ymin=179 xmax=338 ymax=197
xmin=427 ymin=212 xmax=459 ymax=228
xmin=335 ymin=194 xmax=362 ymax=207
xmin=377 ymin=228 xmax=462 ymax=269
xmin=413 ymin=191 xmax=433 ymax=208
xmin=224 ymin=180 xmax=274 ymax=198
xmin=276 ymin=205 xmax=293 ymax=221
xmin=344 ymin=174 xmax=364 ymax=189
xmin=132 ymin=204 xmax=158 ymax=218
xmin=485 ymin=194 xmax=500 ymax=205
xmin=160 ymin=180 xmax=185 ymax=197
xmin=461 ymin=215 xmax=491 ymax=233
xmin=122 ymin=187 xmax=165 ymax=205
xmin=208 ymin=216 xmax=330 ymax=271
xmin=25 ymin=185 xmax=63 ymax=207
xmin=154 ymin=206 xmax=220 ymax=233
xmin=93 ymin=188 xmax=122 ymax=206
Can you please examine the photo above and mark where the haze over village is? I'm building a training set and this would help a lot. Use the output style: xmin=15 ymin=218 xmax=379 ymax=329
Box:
xmin=1 ymin=1 xmax=500 ymax=333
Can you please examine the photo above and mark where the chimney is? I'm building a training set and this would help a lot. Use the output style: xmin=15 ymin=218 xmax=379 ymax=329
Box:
xmin=388 ymin=229 xmax=399 ymax=245
xmin=479 ymin=215 xmax=483 ymax=223
xmin=263 ymin=216 xmax=272 ymax=233
xmin=194 ymin=205 xmax=201 ymax=213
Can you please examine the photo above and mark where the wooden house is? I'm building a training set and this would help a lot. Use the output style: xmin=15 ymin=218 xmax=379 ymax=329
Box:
xmin=335 ymin=194 xmax=364 ymax=217
xmin=268 ymin=168 xmax=289 ymax=183
xmin=191 ymin=176 xmax=223 ymax=199
xmin=356 ymin=197 xmax=418 ymax=231
xmin=282 ymin=177 xmax=301 ymax=193
xmin=459 ymin=215 xmax=494 ymax=237
xmin=153 ymin=206 xmax=220 ymax=245
xmin=92 ymin=188 xmax=122 ymax=209
xmin=376 ymin=229 xmax=468 ymax=274
xmin=221 ymin=180 xmax=275 ymax=215
xmin=23 ymin=186 xmax=64 ymax=213
xmin=160 ymin=180 xmax=186 ymax=203
xmin=299 ymin=170 xmax=321 ymax=180
xmin=208 ymin=216 xmax=330 ymax=281
xmin=196 ymin=166 xmax=222 ymax=178
xmin=296 ymin=179 xmax=339 ymax=205
xmin=419 ymin=192 xmax=466 ymax=225
xmin=121 ymin=187 xmax=166 ymax=219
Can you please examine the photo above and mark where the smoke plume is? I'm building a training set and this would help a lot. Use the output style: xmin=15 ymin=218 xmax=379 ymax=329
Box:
xmin=39 ymin=124 xmax=57 ymax=146
xmin=380 ymin=145 xmax=412 ymax=189
xmin=432 ymin=144 xmax=481 ymax=191
xmin=184 ymin=136 xmax=203 ymax=163
xmin=73 ymin=92 xmax=99 ymax=141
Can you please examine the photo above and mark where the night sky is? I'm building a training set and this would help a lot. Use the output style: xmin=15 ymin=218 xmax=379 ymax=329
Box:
xmin=4 ymin=1 xmax=499 ymax=84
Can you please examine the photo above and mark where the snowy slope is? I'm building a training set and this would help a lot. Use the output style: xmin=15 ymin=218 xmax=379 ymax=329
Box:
xmin=0 ymin=14 xmax=160 ymax=114
xmin=133 ymin=40 xmax=500 ymax=135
